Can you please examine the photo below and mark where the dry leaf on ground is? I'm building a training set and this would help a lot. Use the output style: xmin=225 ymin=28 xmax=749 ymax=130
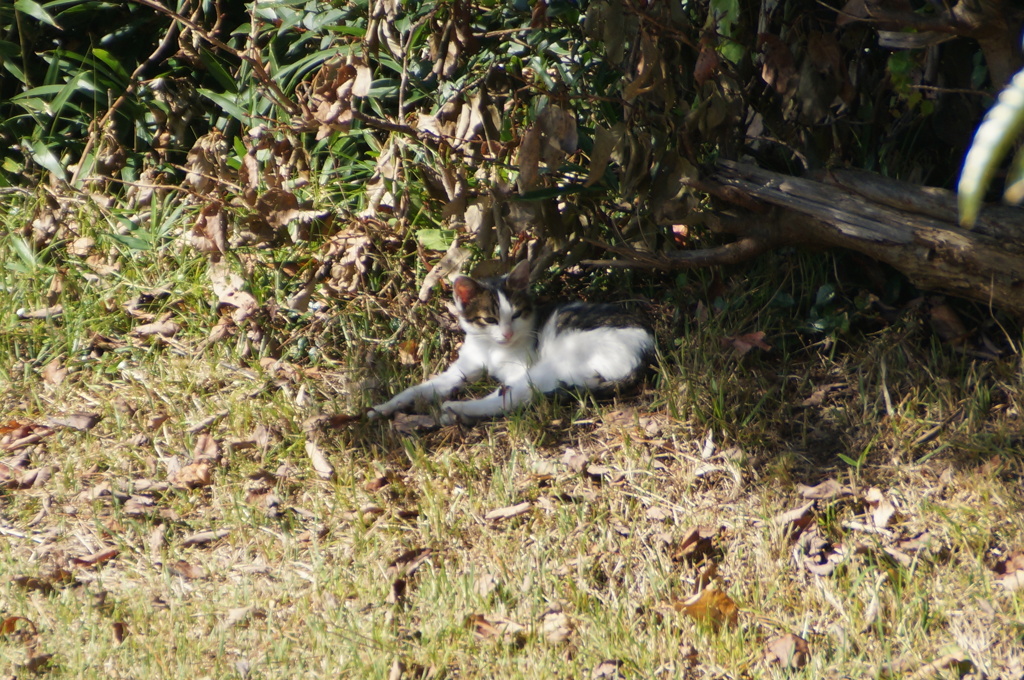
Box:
xmin=672 ymin=526 xmax=719 ymax=562
xmin=993 ymin=550 xmax=1024 ymax=592
xmin=387 ymin=547 xmax=432 ymax=578
xmin=773 ymin=501 xmax=815 ymax=537
xmin=798 ymin=478 xmax=854 ymax=500
xmin=46 ymin=412 xmax=101 ymax=431
xmin=71 ymin=547 xmax=119 ymax=569
xmin=171 ymin=462 xmax=212 ymax=489
xmin=673 ymin=587 xmax=739 ymax=630
xmin=721 ymin=331 xmax=771 ymax=356
xmin=305 ymin=439 xmax=334 ymax=481
xmin=540 ymin=608 xmax=574 ymax=644
xmin=590 ymin=659 xmax=626 ymax=679
xmin=467 ymin=614 xmax=526 ymax=644
xmin=168 ymin=560 xmax=206 ymax=579
xmin=484 ymin=502 xmax=532 ymax=521
xmin=178 ymin=529 xmax=230 ymax=547
xmin=765 ymin=633 xmax=810 ymax=668
xmin=864 ymin=487 xmax=896 ymax=528
xmin=392 ymin=413 xmax=437 ymax=434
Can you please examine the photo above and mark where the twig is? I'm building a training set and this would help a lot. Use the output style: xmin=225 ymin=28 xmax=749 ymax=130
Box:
xmin=70 ymin=20 xmax=180 ymax=186
xmin=582 ymin=236 xmax=773 ymax=270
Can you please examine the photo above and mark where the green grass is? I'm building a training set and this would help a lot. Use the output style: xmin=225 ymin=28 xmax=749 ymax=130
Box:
xmin=1 ymin=195 xmax=1023 ymax=679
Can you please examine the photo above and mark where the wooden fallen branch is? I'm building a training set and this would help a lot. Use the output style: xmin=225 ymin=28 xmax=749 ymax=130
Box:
xmin=588 ymin=161 xmax=1024 ymax=316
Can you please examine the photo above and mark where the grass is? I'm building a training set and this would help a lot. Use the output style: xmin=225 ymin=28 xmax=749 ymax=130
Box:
xmin=1 ymin=195 xmax=1023 ymax=679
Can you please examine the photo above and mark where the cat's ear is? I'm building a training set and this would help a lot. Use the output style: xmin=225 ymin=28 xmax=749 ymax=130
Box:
xmin=506 ymin=260 xmax=531 ymax=291
xmin=452 ymin=276 xmax=481 ymax=307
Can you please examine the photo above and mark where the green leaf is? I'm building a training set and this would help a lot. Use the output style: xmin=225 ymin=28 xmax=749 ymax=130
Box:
xmin=28 ymin=139 xmax=66 ymax=180
xmin=15 ymin=0 xmax=62 ymax=29
xmin=416 ymin=229 xmax=456 ymax=251
xmin=199 ymin=48 xmax=238 ymax=94
xmin=198 ymin=88 xmax=252 ymax=125
xmin=107 ymin=232 xmax=153 ymax=251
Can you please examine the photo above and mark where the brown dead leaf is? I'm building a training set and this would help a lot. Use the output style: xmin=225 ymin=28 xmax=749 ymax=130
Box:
xmin=168 ymin=560 xmax=206 ymax=579
xmin=467 ymin=614 xmax=526 ymax=644
xmin=672 ymin=526 xmax=719 ymax=562
xmin=41 ymin=358 xmax=67 ymax=386
xmin=112 ymin=621 xmax=128 ymax=645
xmin=591 ymin=659 xmax=626 ymax=679
xmin=799 ymin=382 xmax=847 ymax=408
xmin=171 ymin=462 xmax=213 ymax=489
xmin=222 ymin=605 xmax=266 ymax=629
xmin=305 ymin=439 xmax=335 ymax=481
xmin=765 ymin=633 xmax=810 ymax=668
xmin=758 ymin=34 xmax=798 ymax=97
xmin=418 ymin=238 xmax=472 ymax=302
xmin=540 ymin=608 xmax=574 ymax=644
xmin=392 ymin=413 xmax=437 ymax=434
xmin=561 ymin=448 xmax=589 ymax=472
xmin=773 ymin=501 xmax=815 ymax=536
xmin=71 ymin=547 xmax=119 ymax=569
xmin=46 ymin=412 xmax=101 ymax=431
xmin=0 ymin=616 xmax=37 ymax=639
xmin=208 ymin=262 xmax=259 ymax=322
xmin=864 ymin=487 xmax=895 ymax=528
xmin=674 ymin=587 xmax=739 ymax=630
xmin=132 ymin=317 xmax=181 ymax=338
xmin=797 ymin=478 xmax=853 ymax=500
xmin=146 ymin=413 xmax=170 ymax=430
xmin=693 ymin=35 xmax=721 ymax=90
xmin=484 ymin=502 xmax=532 ymax=521
xmin=192 ymin=433 xmax=221 ymax=462
xmin=388 ymin=547 xmax=432 ymax=577
xmin=397 ymin=339 xmax=419 ymax=366
xmin=178 ymin=529 xmax=230 ymax=547
xmin=16 ymin=304 xmax=63 ymax=320
xmin=721 ymin=331 xmax=771 ymax=356
xmin=0 ymin=421 xmax=55 ymax=452
xmin=10 ymin=576 xmax=55 ymax=595
xmin=929 ymin=301 xmax=969 ymax=346
xmin=993 ymin=550 xmax=1024 ymax=592
xmin=906 ymin=647 xmax=970 ymax=680
xmin=364 ymin=474 xmax=391 ymax=492
xmin=22 ymin=653 xmax=55 ymax=673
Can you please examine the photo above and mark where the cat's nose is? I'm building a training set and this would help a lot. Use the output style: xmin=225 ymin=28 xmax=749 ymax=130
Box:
xmin=502 ymin=329 xmax=513 ymax=341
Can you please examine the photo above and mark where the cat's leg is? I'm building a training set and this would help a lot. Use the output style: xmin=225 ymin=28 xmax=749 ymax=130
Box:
xmin=440 ymin=363 xmax=566 ymax=424
xmin=370 ymin=362 xmax=482 ymax=418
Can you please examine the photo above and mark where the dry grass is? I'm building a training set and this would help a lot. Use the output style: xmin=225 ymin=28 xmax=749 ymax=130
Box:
xmin=1 ymin=213 xmax=1023 ymax=679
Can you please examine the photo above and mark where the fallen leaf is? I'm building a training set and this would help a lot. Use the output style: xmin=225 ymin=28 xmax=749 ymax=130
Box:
xmin=10 ymin=576 xmax=54 ymax=595
xmin=71 ymin=547 xmax=119 ymax=569
xmin=305 ymin=439 xmax=335 ymax=481
xmin=41 ymin=358 xmax=67 ymax=386
xmin=590 ymin=659 xmax=626 ymax=679
xmin=540 ymin=608 xmax=574 ymax=644
xmin=672 ymin=526 xmax=718 ymax=562
xmin=798 ymin=478 xmax=853 ymax=500
xmin=47 ymin=412 xmax=101 ymax=431
xmin=112 ymin=621 xmax=128 ymax=644
xmin=928 ymin=301 xmax=969 ymax=345
xmin=906 ymin=647 xmax=970 ymax=680
xmin=171 ymin=462 xmax=213 ymax=489
xmin=168 ymin=560 xmax=206 ymax=579
xmin=474 ymin=573 xmax=499 ymax=598
xmin=484 ymin=501 xmax=532 ymax=521
xmin=131 ymin=317 xmax=181 ymax=338
xmin=765 ymin=633 xmax=810 ymax=668
xmin=993 ymin=550 xmax=1024 ymax=592
xmin=387 ymin=547 xmax=432 ymax=577
xmin=178 ymin=529 xmax=230 ymax=547
xmin=418 ymin=238 xmax=471 ymax=302
xmin=22 ymin=653 xmax=54 ymax=673
xmin=799 ymin=383 xmax=847 ymax=408
xmin=16 ymin=304 xmax=63 ymax=319
xmin=0 ymin=616 xmax=37 ymax=637
xmin=721 ymin=331 xmax=771 ymax=356
xmin=397 ymin=339 xmax=419 ymax=365
xmin=392 ymin=413 xmax=437 ymax=434
xmin=467 ymin=614 xmax=526 ymax=644
xmin=773 ymin=501 xmax=815 ymax=537
xmin=561 ymin=448 xmax=589 ymax=472
xmin=674 ymin=587 xmax=739 ymax=630
xmin=222 ymin=605 xmax=265 ymax=629
xmin=864 ymin=487 xmax=895 ymax=528
xmin=364 ymin=474 xmax=391 ymax=492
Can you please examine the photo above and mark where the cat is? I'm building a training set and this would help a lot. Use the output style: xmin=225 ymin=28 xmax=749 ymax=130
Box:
xmin=369 ymin=260 xmax=655 ymax=424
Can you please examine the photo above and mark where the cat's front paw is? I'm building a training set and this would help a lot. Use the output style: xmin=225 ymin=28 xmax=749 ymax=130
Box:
xmin=439 ymin=401 xmax=466 ymax=426
xmin=368 ymin=403 xmax=394 ymax=420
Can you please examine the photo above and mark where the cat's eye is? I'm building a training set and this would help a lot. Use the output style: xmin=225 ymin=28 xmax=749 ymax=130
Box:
xmin=481 ymin=316 xmax=498 ymax=325
xmin=511 ymin=311 xmax=523 ymax=320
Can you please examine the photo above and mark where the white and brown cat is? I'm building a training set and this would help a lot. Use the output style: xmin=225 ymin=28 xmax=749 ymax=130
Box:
xmin=370 ymin=260 xmax=655 ymax=424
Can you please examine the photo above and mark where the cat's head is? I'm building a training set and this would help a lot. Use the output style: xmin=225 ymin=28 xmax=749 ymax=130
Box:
xmin=452 ymin=260 xmax=534 ymax=346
